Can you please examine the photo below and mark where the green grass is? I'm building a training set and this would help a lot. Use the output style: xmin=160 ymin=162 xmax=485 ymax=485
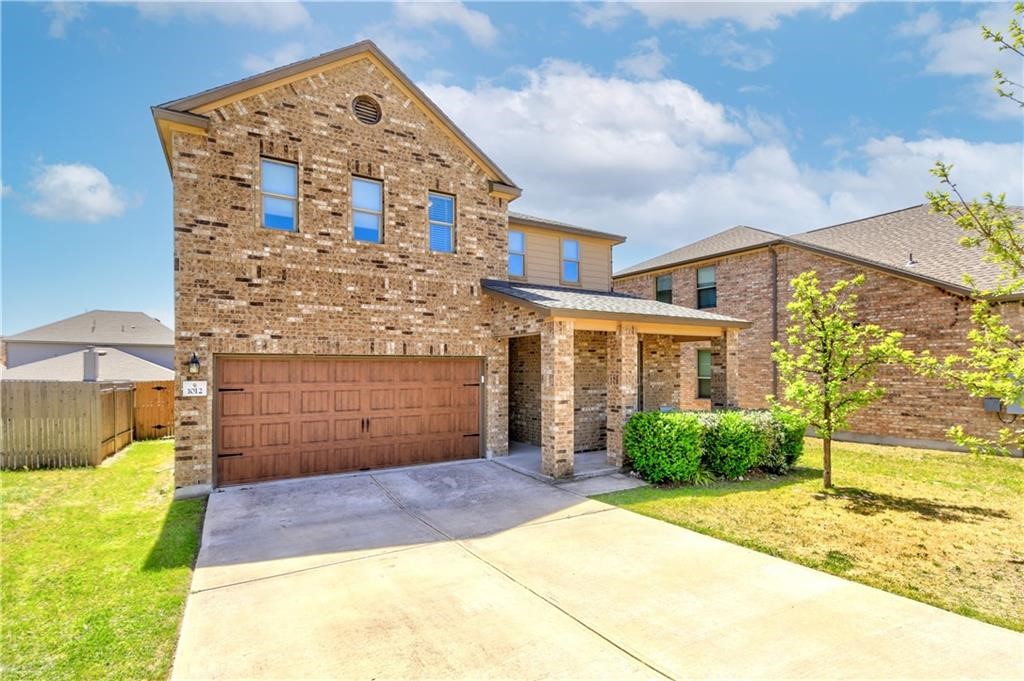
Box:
xmin=1 ymin=440 xmax=205 ymax=680
xmin=598 ymin=439 xmax=1024 ymax=631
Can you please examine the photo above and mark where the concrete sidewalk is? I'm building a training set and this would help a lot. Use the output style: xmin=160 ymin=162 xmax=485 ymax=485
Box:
xmin=172 ymin=460 xmax=1023 ymax=680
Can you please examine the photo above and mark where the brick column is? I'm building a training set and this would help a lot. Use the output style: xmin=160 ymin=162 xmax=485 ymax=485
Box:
xmin=540 ymin=319 xmax=575 ymax=478
xmin=606 ymin=323 xmax=638 ymax=467
xmin=485 ymin=337 xmax=509 ymax=458
xmin=710 ymin=329 xmax=740 ymax=409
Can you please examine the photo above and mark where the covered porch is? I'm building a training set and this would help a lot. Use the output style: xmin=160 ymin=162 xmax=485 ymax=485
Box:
xmin=483 ymin=280 xmax=750 ymax=479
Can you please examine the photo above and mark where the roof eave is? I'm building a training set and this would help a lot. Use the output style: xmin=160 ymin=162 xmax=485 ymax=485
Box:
xmin=509 ymin=214 xmax=627 ymax=244
xmin=152 ymin=106 xmax=210 ymax=173
xmin=614 ymin=240 xmax=782 ymax=279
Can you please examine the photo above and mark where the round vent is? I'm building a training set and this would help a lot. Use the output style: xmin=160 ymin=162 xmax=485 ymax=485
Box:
xmin=352 ymin=95 xmax=382 ymax=125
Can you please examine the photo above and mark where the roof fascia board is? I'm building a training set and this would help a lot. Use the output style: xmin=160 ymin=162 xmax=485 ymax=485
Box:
xmin=509 ymin=215 xmax=626 ymax=244
xmin=614 ymin=242 xmax=780 ymax=279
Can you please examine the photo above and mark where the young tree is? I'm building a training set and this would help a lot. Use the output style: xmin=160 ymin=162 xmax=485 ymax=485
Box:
xmin=771 ymin=272 xmax=909 ymax=488
xmin=916 ymin=3 xmax=1024 ymax=455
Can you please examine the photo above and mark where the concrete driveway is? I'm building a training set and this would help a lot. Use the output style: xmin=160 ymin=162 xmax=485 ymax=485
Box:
xmin=173 ymin=460 xmax=1022 ymax=680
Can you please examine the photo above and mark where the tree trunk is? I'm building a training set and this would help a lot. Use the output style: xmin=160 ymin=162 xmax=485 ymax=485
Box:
xmin=823 ymin=437 xmax=833 ymax=489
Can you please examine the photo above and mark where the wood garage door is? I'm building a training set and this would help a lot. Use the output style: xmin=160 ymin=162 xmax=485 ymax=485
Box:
xmin=215 ymin=356 xmax=482 ymax=486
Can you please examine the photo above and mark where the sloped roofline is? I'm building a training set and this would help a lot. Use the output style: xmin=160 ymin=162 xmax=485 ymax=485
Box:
xmin=613 ymin=225 xmax=781 ymax=278
xmin=4 ymin=310 xmax=174 ymax=346
xmin=613 ymin=211 xmax=1023 ymax=301
xmin=151 ymin=40 xmax=520 ymax=196
xmin=509 ymin=211 xmax=626 ymax=244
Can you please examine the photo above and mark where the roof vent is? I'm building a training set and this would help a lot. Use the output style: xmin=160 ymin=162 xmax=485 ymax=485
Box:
xmin=906 ymin=252 xmax=917 ymax=267
xmin=352 ymin=96 xmax=381 ymax=125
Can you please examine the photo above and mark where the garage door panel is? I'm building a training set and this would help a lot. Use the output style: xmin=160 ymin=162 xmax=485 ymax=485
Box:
xmin=217 ymin=356 xmax=482 ymax=486
xmin=260 ymin=392 xmax=291 ymax=416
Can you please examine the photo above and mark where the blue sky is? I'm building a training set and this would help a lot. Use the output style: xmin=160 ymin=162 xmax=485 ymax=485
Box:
xmin=2 ymin=1 xmax=1021 ymax=334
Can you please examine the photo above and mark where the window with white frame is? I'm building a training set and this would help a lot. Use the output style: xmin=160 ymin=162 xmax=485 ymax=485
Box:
xmin=260 ymin=159 xmax=298 ymax=231
xmin=428 ymin=192 xmax=455 ymax=253
xmin=656 ymin=274 xmax=673 ymax=304
xmin=508 ymin=230 xmax=525 ymax=277
xmin=352 ymin=177 xmax=383 ymax=243
xmin=562 ymin=239 xmax=580 ymax=284
xmin=697 ymin=349 xmax=712 ymax=399
xmin=697 ymin=266 xmax=717 ymax=309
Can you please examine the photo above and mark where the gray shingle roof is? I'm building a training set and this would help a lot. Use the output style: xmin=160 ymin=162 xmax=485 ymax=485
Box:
xmin=481 ymin=280 xmax=749 ymax=327
xmin=613 ymin=205 xmax=1020 ymax=296
xmin=4 ymin=311 xmax=173 ymax=346
xmin=788 ymin=205 xmax=1010 ymax=292
xmin=615 ymin=226 xmax=781 ymax=277
xmin=508 ymin=211 xmax=627 ymax=243
xmin=0 ymin=347 xmax=174 ymax=382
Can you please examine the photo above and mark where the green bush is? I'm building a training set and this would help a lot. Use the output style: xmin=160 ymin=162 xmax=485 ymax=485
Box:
xmin=774 ymin=409 xmax=807 ymax=466
xmin=623 ymin=411 xmax=703 ymax=483
xmin=622 ymin=409 xmax=807 ymax=483
xmin=702 ymin=411 xmax=762 ymax=479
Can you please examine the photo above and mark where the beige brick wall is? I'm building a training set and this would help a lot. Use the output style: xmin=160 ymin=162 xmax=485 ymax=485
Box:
xmin=171 ymin=57 xmax=513 ymax=488
xmin=508 ymin=330 xmax=608 ymax=453
xmin=615 ymin=244 xmax=1024 ymax=448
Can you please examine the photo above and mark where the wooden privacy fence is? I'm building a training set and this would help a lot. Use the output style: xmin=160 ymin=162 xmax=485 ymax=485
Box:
xmin=1 ymin=381 xmax=139 ymax=470
xmin=133 ymin=381 xmax=175 ymax=440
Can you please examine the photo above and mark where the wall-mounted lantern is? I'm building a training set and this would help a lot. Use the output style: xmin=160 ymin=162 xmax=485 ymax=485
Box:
xmin=188 ymin=353 xmax=201 ymax=375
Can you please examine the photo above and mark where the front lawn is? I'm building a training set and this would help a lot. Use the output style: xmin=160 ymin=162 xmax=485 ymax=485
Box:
xmin=1 ymin=440 xmax=205 ymax=679
xmin=598 ymin=439 xmax=1024 ymax=631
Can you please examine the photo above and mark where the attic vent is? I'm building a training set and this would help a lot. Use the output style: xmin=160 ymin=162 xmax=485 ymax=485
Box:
xmin=352 ymin=96 xmax=381 ymax=125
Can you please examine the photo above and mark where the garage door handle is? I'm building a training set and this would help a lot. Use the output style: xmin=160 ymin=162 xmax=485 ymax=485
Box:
xmin=218 ymin=452 xmax=244 ymax=458
xmin=218 ymin=388 xmax=244 ymax=393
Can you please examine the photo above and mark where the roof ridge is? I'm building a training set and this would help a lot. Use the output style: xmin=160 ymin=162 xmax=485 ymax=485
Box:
xmin=793 ymin=204 xmax=927 ymax=236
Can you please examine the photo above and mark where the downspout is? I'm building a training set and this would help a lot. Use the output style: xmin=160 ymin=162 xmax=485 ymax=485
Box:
xmin=770 ymin=246 xmax=779 ymax=398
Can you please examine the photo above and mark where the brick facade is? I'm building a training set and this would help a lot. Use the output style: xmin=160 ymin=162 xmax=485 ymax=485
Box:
xmin=170 ymin=57 xmax=512 ymax=489
xmin=615 ymin=244 xmax=1024 ymax=449
xmin=540 ymin=319 xmax=575 ymax=477
xmin=508 ymin=335 xmax=541 ymax=446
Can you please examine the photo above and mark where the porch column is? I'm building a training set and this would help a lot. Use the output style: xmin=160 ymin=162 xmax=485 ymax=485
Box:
xmin=540 ymin=319 xmax=574 ymax=478
xmin=710 ymin=329 xmax=741 ymax=409
xmin=606 ymin=323 xmax=638 ymax=467
xmin=485 ymin=337 xmax=509 ymax=458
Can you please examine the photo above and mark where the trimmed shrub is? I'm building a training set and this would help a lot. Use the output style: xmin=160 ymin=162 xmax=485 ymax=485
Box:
xmin=623 ymin=409 xmax=808 ymax=483
xmin=775 ymin=409 xmax=807 ymax=467
xmin=702 ymin=411 xmax=762 ymax=479
xmin=623 ymin=411 xmax=703 ymax=483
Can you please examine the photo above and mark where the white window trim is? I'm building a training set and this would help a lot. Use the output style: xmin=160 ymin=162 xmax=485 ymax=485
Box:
xmin=508 ymin=229 xmax=526 ymax=279
xmin=428 ymin=191 xmax=456 ymax=253
xmin=561 ymin=238 xmax=581 ymax=286
xmin=260 ymin=158 xmax=298 ymax=232
xmin=697 ymin=348 xmax=712 ymax=399
xmin=352 ymin=176 xmax=384 ymax=244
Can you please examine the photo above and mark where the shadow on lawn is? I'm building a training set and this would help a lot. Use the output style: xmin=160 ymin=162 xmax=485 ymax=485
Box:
xmin=649 ymin=466 xmax=822 ymax=497
xmin=817 ymin=487 xmax=1010 ymax=523
xmin=144 ymin=496 xmax=207 ymax=571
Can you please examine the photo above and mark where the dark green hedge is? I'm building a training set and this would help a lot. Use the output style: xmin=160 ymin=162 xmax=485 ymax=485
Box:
xmin=623 ymin=409 xmax=807 ymax=483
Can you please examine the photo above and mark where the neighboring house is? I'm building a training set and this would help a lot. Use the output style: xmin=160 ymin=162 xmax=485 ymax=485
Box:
xmin=2 ymin=311 xmax=174 ymax=370
xmin=0 ymin=346 xmax=173 ymax=382
xmin=614 ymin=205 xmax=1024 ymax=451
xmin=153 ymin=40 xmax=749 ymax=495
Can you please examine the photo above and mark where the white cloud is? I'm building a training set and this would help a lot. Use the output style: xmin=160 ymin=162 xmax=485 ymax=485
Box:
xmin=134 ymin=1 xmax=311 ymax=32
xmin=1 ymin=183 xmax=12 ymax=198
xmin=579 ymin=1 xmax=859 ymax=32
xmin=356 ymin=24 xmax=430 ymax=61
xmin=241 ymin=42 xmax=308 ymax=73
xmin=25 ymin=163 xmax=128 ymax=223
xmin=895 ymin=8 xmax=941 ymax=38
xmin=615 ymin=37 xmax=669 ymax=79
xmin=419 ymin=61 xmax=1021 ymax=267
xmin=394 ymin=1 xmax=498 ymax=48
xmin=703 ymin=28 xmax=774 ymax=71
xmin=738 ymin=84 xmax=770 ymax=94
xmin=44 ymin=2 xmax=86 ymax=38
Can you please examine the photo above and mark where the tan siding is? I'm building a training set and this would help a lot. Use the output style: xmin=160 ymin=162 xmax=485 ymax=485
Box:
xmin=512 ymin=223 xmax=614 ymax=291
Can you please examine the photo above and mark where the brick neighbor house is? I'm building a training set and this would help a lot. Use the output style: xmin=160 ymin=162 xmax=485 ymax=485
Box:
xmin=153 ymin=40 xmax=750 ymax=496
xmin=614 ymin=205 xmax=1024 ymax=451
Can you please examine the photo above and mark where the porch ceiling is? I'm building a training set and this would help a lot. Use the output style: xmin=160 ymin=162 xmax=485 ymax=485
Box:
xmin=482 ymin=279 xmax=750 ymax=337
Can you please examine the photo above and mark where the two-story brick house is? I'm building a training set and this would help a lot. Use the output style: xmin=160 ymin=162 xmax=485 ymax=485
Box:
xmin=614 ymin=205 xmax=1024 ymax=451
xmin=154 ymin=41 xmax=749 ymax=496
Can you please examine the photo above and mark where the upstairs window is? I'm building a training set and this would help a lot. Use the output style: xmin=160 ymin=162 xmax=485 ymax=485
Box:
xmin=260 ymin=159 xmax=298 ymax=231
xmin=428 ymin=192 xmax=455 ymax=253
xmin=562 ymin=239 xmax=580 ymax=284
xmin=697 ymin=266 xmax=717 ymax=309
xmin=697 ymin=349 xmax=712 ymax=399
xmin=352 ymin=177 xmax=383 ymax=243
xmin=655 ymin=274 xmax=673 ymax=304
xmin=508 ymin=230 xmax=525 ymax=278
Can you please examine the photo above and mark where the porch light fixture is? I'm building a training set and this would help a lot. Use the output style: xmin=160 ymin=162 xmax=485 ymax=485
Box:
xmin=188 ymin=353 xmax=201 ymax=375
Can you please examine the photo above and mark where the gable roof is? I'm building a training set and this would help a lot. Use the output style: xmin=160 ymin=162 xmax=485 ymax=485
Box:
xmin=509 ymin=211 xmax=626 ymax=244
xmin=614 ymin=205 xmax=1020 ymax=299
xmin=151 ymin=40 xmax=520 ymax=196
xmin=481 ymin=279 xmax=749 ymax=328
xmin=615 ymin=226 xmax=780 ymax=277
xmin=4 ymin=311 xmax=173 ymax=346
xmin=787 ymin=204 xmax=1009 ymax=293
xmin=0 ymin=347 xmax=174 ymax=382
